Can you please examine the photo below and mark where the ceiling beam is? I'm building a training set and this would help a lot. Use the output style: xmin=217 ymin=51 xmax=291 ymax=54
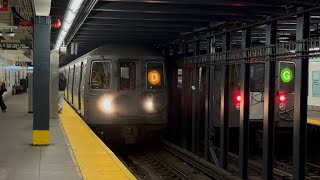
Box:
xmin=94 ymin=2 xmax=283 ymax=16
xmin=97 ymin=0 xmax=284 ymax=7
xmin=97 ymin=0 xmax=320 ymax=6
xmin=83 ymin=18 xmax=210 ymax=27
xmin=79 ymin=25 xmax=192 ymax=32
xmin=88 ymin=11 xmax=264 ymax=22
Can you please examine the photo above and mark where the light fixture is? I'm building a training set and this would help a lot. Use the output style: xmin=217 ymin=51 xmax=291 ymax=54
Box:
xmin=7 ymin=32 xmax=15 ymax=37
xmin=54 ymin=0 xmax=85 ymax=50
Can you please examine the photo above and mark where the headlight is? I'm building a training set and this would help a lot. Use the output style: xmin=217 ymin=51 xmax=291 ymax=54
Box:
xmin=144 ymin=99 xmax=155 ymax=112
xmin=99 ymin=96 xmax=113 ymax=113
xmin=102 ymin=98 xmax=112 ymax=111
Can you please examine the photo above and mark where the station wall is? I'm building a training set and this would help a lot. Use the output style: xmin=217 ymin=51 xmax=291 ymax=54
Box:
xmin=308 ymin=60 xmax=320 ymax=110
xmin=0 ymin=65 xmax=31 ymax=98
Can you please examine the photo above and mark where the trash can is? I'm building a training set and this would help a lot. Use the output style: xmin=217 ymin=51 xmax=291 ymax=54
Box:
xmin=20 ymin=79 xmax=27 ymax=93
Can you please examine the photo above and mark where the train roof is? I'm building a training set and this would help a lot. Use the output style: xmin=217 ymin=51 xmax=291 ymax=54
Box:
xmin=60 ymin=43 xmax=164 ymax=69
xmin=87 ymin=43 xmax=163 ymax=57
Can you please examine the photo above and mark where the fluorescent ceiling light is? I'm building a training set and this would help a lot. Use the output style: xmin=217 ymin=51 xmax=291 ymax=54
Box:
xmin=65 ymin=11 xmax=76 ymax=23
xmin=54 ymin=0 xmax=85 ymax=50
xmin=7 ymin=32 xmax=15 ymax=37
xmin=69 ymin=0 xmax=83 ymax=12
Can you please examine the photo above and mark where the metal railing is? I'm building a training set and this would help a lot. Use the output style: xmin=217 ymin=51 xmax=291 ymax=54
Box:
xmin=178 ymin=37 xmax=320 ymax=66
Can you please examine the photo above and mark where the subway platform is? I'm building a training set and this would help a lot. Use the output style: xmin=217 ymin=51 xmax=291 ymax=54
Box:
xmin=0 ymin=94 xmax=136 ymax=180
xmin=308 ymin=110 xmax=320 ymax=126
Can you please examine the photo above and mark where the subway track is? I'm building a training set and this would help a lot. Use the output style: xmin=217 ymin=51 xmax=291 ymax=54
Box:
xmin=107 ymin=139 xmax=320 ymax=180
xmin=115 ymin=146 xmax=212 ymax=180
xmin=108 ymin=140 xmax=240 ymax=180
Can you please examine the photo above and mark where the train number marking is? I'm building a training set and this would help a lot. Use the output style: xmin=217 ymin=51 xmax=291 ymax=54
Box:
xmin=148 ymin=70 xmax=161 ymax=85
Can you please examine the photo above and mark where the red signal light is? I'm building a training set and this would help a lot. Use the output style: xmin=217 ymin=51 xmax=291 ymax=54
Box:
xmin=278 ymin=94 xmax=286 ymax=103
xmin=236 ymin=95 xmax=241 ymax=102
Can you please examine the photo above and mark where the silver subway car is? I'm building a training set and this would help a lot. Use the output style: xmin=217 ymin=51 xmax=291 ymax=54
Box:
xmin=59 ymin=44 xmax=168 ymax=144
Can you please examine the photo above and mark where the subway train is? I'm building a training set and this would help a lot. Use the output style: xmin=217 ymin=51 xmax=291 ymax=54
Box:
xmin=59 ymin=44 xmax=168 ymax=144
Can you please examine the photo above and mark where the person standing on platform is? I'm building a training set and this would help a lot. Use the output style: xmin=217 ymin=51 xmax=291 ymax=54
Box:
xmin=0 ymin=78 xmax=8 ymax=112
xmin=58 ymin=73 xmax=67 ymax=113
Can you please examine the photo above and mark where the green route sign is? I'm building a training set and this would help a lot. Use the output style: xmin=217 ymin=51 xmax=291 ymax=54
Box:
xmin=280 ymin=67 xmax=293 ymax=83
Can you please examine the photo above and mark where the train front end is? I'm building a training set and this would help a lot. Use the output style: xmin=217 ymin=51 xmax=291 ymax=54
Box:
xmin=86 ymin=56 xmax=168 ymax=144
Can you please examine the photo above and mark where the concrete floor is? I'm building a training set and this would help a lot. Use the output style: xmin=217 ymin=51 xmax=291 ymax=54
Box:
xmin=308 ymin=110 xmax=320 ymax=120
xmin=0 ymin=94 xmax=82 ymax=180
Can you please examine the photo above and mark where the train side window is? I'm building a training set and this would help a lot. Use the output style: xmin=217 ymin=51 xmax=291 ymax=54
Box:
xmin=119 ymin=61 xmax=136 ymax=90
xmin=147 ymin=62 xmax=164 ymax=90
xmin=177 ymin=69 xmax=182 ymax=88
xmin=90 ymin=61 xmax=111 ymax=90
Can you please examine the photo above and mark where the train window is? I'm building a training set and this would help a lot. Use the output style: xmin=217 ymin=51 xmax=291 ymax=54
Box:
xmin=120 ymin=61 xmax=136 ymax=90
xmin=90 ymin=61 xmax=111 ymax=90
xmin=147 ymin=62 xmax=164 ymax=90
xmin=279 ymin=62 xmax=295 ymax=93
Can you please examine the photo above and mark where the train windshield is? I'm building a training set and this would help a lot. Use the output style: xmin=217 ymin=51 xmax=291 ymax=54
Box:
xmin=147 ymin=62 xmax=164 ymax=90
xmin=90 ymin=61 xmax=111 ymax=90
xmin=279 ymin=62 xmax=295 ymax=93
xmin=120 ymin=61 xmax=136 ymax=90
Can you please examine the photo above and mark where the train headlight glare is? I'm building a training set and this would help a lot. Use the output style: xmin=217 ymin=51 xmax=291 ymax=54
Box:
xmin=101 ymin=98 xmax=112 ymax=112
xmin=144 ymin=99 xmax=154 ymax=112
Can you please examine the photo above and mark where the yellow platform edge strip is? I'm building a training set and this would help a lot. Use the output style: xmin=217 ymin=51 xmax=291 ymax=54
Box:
xmin=59 ymin=100 xmax=136 ymax=180
xmin=32 ymin=130 xmax=50 ymax=145
xmin=307 ymin=119 xmax=320 ymax=126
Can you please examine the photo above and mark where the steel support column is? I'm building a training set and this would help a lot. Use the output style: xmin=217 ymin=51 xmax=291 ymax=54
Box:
xmin=33 ymin=16 xmax=51 ymax=145
xmin=191 ymin=41 xmax=200 ymax=153
xmin=220 ymin=32 xmax=231 ymax=169
xmin=293 ymin=8 xmax=310 ymax=180
xmin=263 ymin=18 xmax=277 ymax=180
xmin=204 ymin=38 xmax=212 ymax=160
xmin=181 ymin=43 xmax=189 ymax=148
xmin=50 ymin=51 xmax=59 ymax=119
xmin=239 ymin=27 xmax=251 ymax=179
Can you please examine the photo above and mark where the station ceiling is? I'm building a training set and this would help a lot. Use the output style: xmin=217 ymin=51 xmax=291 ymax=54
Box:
xmin=50 ymin=0 xmax=320 ymax=65
xmin=0 ymin=0 xmax=33 ymax=63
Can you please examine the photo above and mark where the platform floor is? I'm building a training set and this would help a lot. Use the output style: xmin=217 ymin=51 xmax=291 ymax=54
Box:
xmin=308 ymin=110 xmax=320 ymax=126
xmin=0 ymin=94 xmax=82 ymax=180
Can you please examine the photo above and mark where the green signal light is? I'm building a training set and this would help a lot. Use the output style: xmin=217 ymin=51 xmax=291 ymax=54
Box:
xmin=280 ymin=67 xmax=293 ymax=83
xmin=191 ymin=85 xmax=196 ymax=90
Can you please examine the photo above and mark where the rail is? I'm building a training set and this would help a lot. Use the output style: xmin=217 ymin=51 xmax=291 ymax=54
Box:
xmin=162 ymin=140 xmax=241 ymax=180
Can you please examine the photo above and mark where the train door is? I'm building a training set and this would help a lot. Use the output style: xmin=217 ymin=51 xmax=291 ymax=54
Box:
xmin=71 ymin=64 xmax=76 ymax=105
xmin=64 ymin=68 xmax=68 ymax=98
xmin=79 ymin=61 xmax=86 ymax=115
xmin=67 ymin=67 xmax=70 ymax=100
xmin=73 ymin=64 xmax=80 ymax=110
xmin=117 ymin=60 xmax=140 ymax=116
xmin=68 ymin=66 xmax=73 ymax=103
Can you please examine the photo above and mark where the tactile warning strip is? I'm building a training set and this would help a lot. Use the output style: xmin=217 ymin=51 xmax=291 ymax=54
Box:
xmin=59 ymin=100 xmax=136 ymax=180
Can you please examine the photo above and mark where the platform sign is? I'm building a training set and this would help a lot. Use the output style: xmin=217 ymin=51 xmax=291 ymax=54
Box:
xmin=0 ymin=0 xmax=8 ymax=11
xmin=0 ymin=43 xmax=30 ymax=49
xmin=312 ymin=71 xmax=320 ymax=97
xmin=280 ymin=67 xmax=293 ymax=83
xmin=148 ymin=70 xmax=161 ymax=85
